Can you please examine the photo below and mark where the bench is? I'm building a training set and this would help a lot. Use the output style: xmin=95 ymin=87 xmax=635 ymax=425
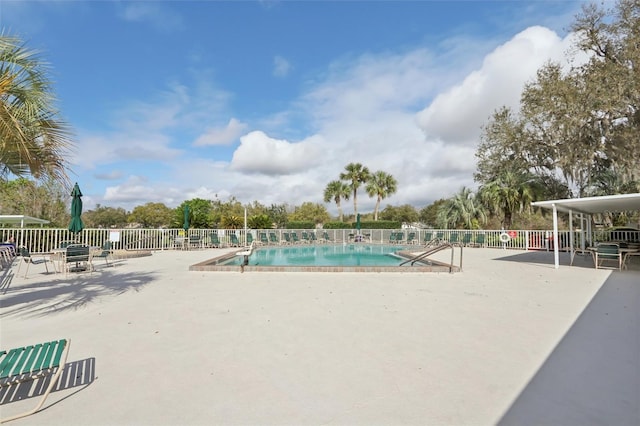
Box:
xmin=0 ymin=339 xmax=70 ymax=423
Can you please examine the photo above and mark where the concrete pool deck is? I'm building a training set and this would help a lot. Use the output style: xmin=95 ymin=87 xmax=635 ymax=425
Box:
xmin=1 ymin=247 xmax=638 ymax=425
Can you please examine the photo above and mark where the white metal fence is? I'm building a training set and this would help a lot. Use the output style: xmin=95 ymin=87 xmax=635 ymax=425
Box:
xmin=2 ymin=227 xmax=638 ymax=254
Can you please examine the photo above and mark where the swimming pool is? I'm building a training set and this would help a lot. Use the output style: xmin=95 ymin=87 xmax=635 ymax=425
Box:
xmin=190 ymin=243 xmax=461 ymax=273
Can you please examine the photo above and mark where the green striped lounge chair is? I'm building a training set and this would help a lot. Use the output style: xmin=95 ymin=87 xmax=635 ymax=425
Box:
xmin=209 ymin=232 xmax=221 ymax=248
xmin=388 ymin=232 xmax=397 ymax=244
xmin=0 ymin=339 xmax=71 ymax=423
xmin=283 ymin=233 xmax=292 ymax=244
xmin=406 ymin=232 xmax=417 ymax=244
xmin=422 ymin=232 xmax=433 ymax=245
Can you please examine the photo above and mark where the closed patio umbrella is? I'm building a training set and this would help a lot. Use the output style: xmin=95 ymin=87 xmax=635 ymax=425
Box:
xmin=183 ymin=205 xmax=190 ymax=231
xmin=356 ymin=213 xmax=361 ymax=232
xmin=68 ymin=183 xmax=84 ymax=234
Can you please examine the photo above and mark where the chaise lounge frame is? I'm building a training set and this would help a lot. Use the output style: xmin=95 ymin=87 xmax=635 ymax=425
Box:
xmin=0 ymin=339 xmax=70 ymax=423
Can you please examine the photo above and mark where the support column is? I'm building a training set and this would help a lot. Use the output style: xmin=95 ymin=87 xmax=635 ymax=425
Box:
xmin=553 ymin=204 xmax=559 ymax=269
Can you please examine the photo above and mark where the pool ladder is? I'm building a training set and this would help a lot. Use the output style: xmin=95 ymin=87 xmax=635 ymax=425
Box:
xmin=399 ymin=242 xmax=463 ymax=273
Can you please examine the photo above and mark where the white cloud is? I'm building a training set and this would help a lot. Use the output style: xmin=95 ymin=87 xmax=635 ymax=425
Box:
xmin=193 ymin=118 xmax=248 ymax=146
xmin=230 ymin=131 xmax=323 ymax=175
xmin=91 ymin=25 xmax=584 ymax=214
xmin=118 ymin=2 xmax=184 ymax=31
xmin=71 ymin=131 xmax=182 ymax=171
xmin=273 ymin=56 xmax=292 ymax=78
xmin=242 ymin=26 xmax=583 ymax=213
xmin=73 ymin=79 xmax=233 ymax=170
xmin=415 ymin=26 xmax=581 ymax=146
xmin=301 ymin=48 xmax=438 ymax=125
xmin=93 ymin=170 xmax=124 ymax=180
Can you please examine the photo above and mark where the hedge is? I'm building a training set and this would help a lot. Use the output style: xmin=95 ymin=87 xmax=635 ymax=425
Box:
xmin=323 ymin=220 xmax=401 ymax=229
xmin=286 ymin=221 xmax=316 ymax=229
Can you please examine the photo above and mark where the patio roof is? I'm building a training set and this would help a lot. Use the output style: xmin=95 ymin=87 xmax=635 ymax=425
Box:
xmin=531 ymin=193 xmax=640 ymax=215
xmin=531 ymin=193 xmax=640 ymax=269
xmin=0 ymin=215 xmax=50 ymax=227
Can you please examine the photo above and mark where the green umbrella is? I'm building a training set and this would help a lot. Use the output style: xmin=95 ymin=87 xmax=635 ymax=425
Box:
xmin=183 ymin=205 xmax=190 ymax=231
xmin=356 ymin=213 xmax=361 ymax=232
xmin=68 ymin=183 xmax=84 ymax=234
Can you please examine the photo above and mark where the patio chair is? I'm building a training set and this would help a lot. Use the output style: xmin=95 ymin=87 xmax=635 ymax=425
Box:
xmin=259 ymin=233 xmax=269 ymax=245
xmin=188 ymin=235 xmax=203 ymax=249
xmin=422 ymin=232 xmax=433 ymax=245
xmin=283 ymin=232 xmax=292 ymax=245
xmin=63 ymin=245 xmax=91 ymax=275
xmin=594 ymin=243 xmax=623 ymax=270
xmin=322 ymin=231 xmax=332 ymax=243
xmin=406 ymin=232 xmax=417 ymax=244
xmin=209 ymin=232 xmax=221 ymax=248
xmin=449 ymin=233 xmax=459 ymax=245
xmin=0 ymin=338 xmax=71 ymax=423
xmin=269 ymin=232 xmax=280 ymax=245
xmin=230 ymin=233 xmax=240 ymax=247
xmin=301 ymin=232 xmax=311 ymax=243
xmin=290 ymin=232 xmax=301 ymax=244
xmin=16 ymin=247 xmax=51 ymax=278
xmin=246 ymin=233 xmax=254 ymax=246
xmin=623 ymin=250 xmax=640 ymax=269
xmin=91 ymin=241 xmax=113 ymax=267
xmin=0 ymin=244 xmax=16 ymax=269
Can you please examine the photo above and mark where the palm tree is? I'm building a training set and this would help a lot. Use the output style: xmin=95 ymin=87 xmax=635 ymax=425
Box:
xmin=584 ymin=168 xmax=639 ymax=227
xmin=437 ymin=187 xmax=486 ymax=229
xmin=366 ymin=171 xmax=397 ymax=221
xmin=323 ymin=180 xmax=351 ymax=222
xmin=0 ymin=34 xmax=74 ymax=184
xmin=479 ymin=170 xmax=538 ymax=228
xmin=339 ymin=162 xmax=370 ymax=217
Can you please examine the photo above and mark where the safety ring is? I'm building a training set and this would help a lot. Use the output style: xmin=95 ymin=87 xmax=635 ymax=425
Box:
xmin=499 ymin=232 xmax=511 ymax=243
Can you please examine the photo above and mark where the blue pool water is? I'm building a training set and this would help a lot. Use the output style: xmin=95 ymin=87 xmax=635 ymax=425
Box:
xmin=222 ymin=244 xmax=410 ymax=267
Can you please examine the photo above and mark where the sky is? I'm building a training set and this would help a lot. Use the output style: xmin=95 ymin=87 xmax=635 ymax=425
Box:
xmin=1 ymin=0 xmax=589 ymax=215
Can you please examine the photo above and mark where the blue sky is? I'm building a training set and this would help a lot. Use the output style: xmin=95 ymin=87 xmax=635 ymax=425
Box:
xmin=2 ymin=1 xmax=586 ymax=214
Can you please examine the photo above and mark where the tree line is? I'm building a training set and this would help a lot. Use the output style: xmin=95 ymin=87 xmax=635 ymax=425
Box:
xmin=438 ymin=0 xmax=640 ymax=229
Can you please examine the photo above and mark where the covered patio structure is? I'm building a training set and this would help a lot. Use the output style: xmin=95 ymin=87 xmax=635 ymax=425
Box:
xmin=0 ymin=215 xmax=50 ymax=228
xmin=531 ymin=193 xmax=640 ymax=269
xmin=0 ymin=214 xmax=50 ymax=248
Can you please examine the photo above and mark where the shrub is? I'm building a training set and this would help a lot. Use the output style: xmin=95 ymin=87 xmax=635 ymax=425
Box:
xmin=287 ymin=221 xmax=315 ymax=229
xmin=324 ymin=220 xmax=401 ymax=229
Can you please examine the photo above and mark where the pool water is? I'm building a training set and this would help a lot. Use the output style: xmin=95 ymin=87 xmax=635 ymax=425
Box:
xmin=221 ymin=244 xmax=410 ymax=267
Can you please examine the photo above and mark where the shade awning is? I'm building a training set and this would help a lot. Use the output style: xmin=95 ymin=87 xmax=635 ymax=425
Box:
xmin=531 ymin=193 xmax=640 ymax=269
xmin=531 ymin=193 xmax=640 ymax=215
xmin=0 ymin=215 xmax=50 ymax=227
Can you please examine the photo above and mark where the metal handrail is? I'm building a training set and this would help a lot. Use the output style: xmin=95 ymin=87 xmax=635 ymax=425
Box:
xmin=124 ymin=235 xmax=156 ymax=251
xmin=399 ymin=242 xmax=462 ymax=273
